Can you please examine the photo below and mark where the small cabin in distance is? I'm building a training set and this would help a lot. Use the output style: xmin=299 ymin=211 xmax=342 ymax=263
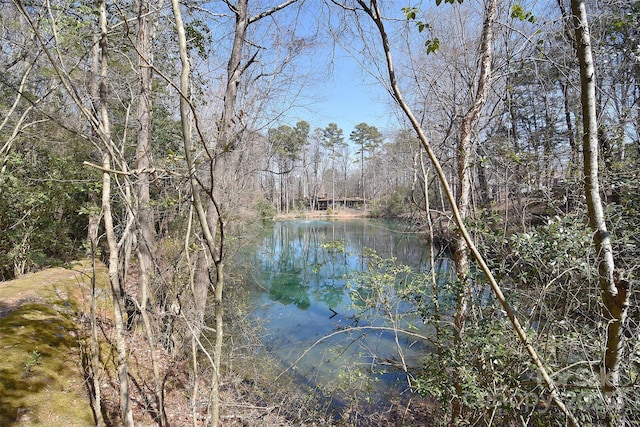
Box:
xmin=308 ymin=196 xmax=365 ymax=210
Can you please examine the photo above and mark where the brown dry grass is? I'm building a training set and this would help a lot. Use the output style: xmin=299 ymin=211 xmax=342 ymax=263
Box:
xmin=274 ymin=208 xmax=370 ymax=221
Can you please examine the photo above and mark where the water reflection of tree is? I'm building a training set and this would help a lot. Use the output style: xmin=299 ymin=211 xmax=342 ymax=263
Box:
xmin=267 ymin=270 xmax=310 ymax=309
xmin=254 ymin=220 xmax=451 ymax=318
xmin=262 ymin=223 xmax=311 ymax=309
xmin=313 ymin=282 xmax=344 ymax=309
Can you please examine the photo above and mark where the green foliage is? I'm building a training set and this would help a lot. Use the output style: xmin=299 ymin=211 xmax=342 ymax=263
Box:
xmin=184 ymin=20 xmax=211 ymax=58
xmin=269 ymin=121 xmax=310 ymax=161
xmin=402 ymin=6 xmax=439 ymax=54
xmin=606 ymin=165 xmax=640 ymax=274
xmin=321 ymin=123 xmax=345 ymax=154
xmin=349 ymin=250 xmax=412 ymax=307
xmin=425 ymin=37 xmax=440 ymax=54
xmin=320 ymin=239 xmax=347 ymax=255
xmin=24 ymin=349 xmax=42 ymax=373
xmin=347 ymin=249 xmax=444 ymax=326
xmin=254 ymin=197 xmax=276 ymax=222
xmin=401 ymin=7 xmax=419 ymax=21
xmin=470 ymin=202 xmax=640 ymax=424
xmin=350 ymin=122 xmax=383 ymax=157
xmin=475 ymin=211 xmax=593 ymax=318
xmin=402 ymin=7 xmax=428 ymax=32
xmin=0 ymin=131 xmax=91 ymax=279
xmin=507 ymin=214 xmax=591 ymax=285
xmin=414 ymin=318 xmax=542 ymax=426
xmin=510 ymin=4 xmax=537 ymax=23
xmin=370 ymin=187 xmax=412 ymax=218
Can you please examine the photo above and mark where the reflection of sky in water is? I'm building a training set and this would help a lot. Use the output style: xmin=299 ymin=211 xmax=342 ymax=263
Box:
xmin=241 ymin=219 xmax=454 ymax=399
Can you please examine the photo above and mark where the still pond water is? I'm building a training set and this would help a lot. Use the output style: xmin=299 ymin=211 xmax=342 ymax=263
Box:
xmin=240 ymin=219 xmax=454 ymax=405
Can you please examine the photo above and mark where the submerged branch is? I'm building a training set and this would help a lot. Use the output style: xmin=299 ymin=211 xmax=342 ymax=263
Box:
xmin=276 ymin=325 xmax=433 ymax=381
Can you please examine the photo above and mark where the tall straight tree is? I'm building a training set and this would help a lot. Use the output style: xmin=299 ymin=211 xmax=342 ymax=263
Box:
xmin=450 ymin=0 xmax=496 ymax=339
xmin=322 ymin=122 xmax=345 ymax=209
xmin=97 ymin=3 xmax=135 ymax=424
xmin=571 ymin=0 xmax=630 ymax=424
xmin=269 ymin=120 xmax=309 ymax=212
xmin=132 ymin=0 xmax=167 ymax=424
xmin=350 ymin=122 xmax=382 ymax=205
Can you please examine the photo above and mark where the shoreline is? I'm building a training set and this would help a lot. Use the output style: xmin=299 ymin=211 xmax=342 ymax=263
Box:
xmin=273 ymin=208 xmax=371 ymax=221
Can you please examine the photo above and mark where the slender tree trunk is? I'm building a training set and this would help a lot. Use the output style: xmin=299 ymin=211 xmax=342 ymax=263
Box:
xmin=190 ymin=0 xmax=250 ymax=346
xmin=209 ymin=261 xmax=224 ymax=427
xmin=453 ymin=0 xmax=496 ymax=335
xmin=98 ymin=1 xmax=134 ymax=424
xmin=172 ymin=1 xmax=297 ymax=424
xmin=571 ymin=1 xmax=630 ymax=424
xmin=88 ymin=33 xmax=106 ymax=427
xmin=219 ymin=0 xmax=248 ymax=151
xmin=135 ymin=0 xmax=154 ymax=314
xmin=561 ymin=80 xmax=578 ymax=169
xmin=171 ymin=1 xmax=224 ymax=425
xmin=89 ymin=237 xmax=106 ymax=427
xmin=361 ymin=148 xmax=365 ymax=203
xmin=197 ymin=3 xmax=253 ymax=421
xmin=476 ymin=157 xmax=489 ymax=206
xmin=419 ymin=150 xmax=440 ymax=323
xmin=133 ymin=1 xmax=167 ymax=423
xmin=332 ymin=152 xmax=336 ymax=210
xmin=102 ymin=160 xmax=135 ymax=427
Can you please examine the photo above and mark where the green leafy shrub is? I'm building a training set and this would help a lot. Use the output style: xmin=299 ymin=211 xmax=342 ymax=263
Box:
xmin=254 ymin=197 xmax=276 ymax=222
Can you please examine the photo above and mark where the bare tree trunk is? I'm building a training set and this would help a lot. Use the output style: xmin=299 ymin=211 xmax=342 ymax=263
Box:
xmin=88 ymin=33 xmax=105 ymax=427
xmin=452 ymin=0 xmax=496 ymax=334
xmin=419 ymin=150 xmax=440 ymax=323
xmin=219 ymin=0 xmax=248 ymax=152
xmin=171 ymin=2 xmax=223 ymax=425
xmin=571 ymin=1 xmax=630 ymax=424
xmin=135 ymin=0 xmax=154 ymax=314
xmin=197 ymin=0 xmax=252 ymax=413
xmin=560 ymin=80 xmax=578 ymax=169
xmin=98 ymin=1 xmax=135 ymax=423
xmin=209 ymin=261 xmax=224 ymax=427
xmin=133 ymin=0 xmax=167 ymax=423
xmin=88 ymin=237 xmax=106 ymax=427
xmin=190 ymin=0 xmax=253 ymax=348
xmin=102 ymin=161 xmax=135 ymax=427
xmin=172 ymin=1 xmax=298 ymax=424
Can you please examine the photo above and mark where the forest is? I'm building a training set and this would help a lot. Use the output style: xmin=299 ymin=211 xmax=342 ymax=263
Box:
xmin=0 ymin=0 xmax=638 ymax=426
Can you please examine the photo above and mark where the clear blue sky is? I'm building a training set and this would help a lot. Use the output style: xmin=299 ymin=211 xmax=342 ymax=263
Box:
xmin=287 ymin=48 xmax=397 ymax=140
